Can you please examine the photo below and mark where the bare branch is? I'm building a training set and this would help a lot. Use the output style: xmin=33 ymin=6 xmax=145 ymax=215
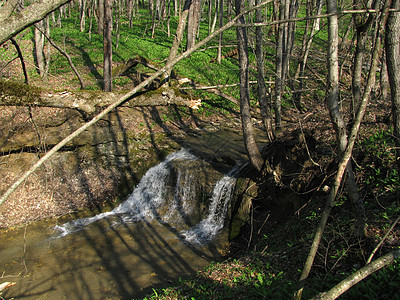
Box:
xmin=367 ymin=214 xmax=400 ymax=264
xmin=313 ymin=250 xmax=400 ymax=300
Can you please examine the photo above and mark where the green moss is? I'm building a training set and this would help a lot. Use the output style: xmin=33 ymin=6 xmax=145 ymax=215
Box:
xmin=0 ymin=80 xmax=41 ymax=105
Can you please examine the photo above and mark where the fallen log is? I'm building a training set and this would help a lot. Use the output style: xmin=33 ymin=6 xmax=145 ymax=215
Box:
xmin=113 ymin=55 xmax=160 ymax=77
xmin=0 ymin=80 xmax=201 ymax=113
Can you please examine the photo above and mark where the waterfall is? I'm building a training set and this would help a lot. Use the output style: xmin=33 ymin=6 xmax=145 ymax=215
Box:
xmin=54 ymin=148 xmax=239 ymax=245
xmin=180 ymin=167 xmax=239 ymax=245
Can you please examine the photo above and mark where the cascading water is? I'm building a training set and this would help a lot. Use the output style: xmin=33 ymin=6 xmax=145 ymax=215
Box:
xmin=55 ymin=148 xmax=240 ymax=245
xmin=181 ymin=168 xmax=239 ymax=245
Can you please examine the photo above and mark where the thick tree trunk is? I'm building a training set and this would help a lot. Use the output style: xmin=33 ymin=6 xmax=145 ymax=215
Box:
xmin=80 ymin=0 xmax=87 ymax=32
xmin=0 ymin=0 xmax=72 ymax=45
xmin=236 ymin=0 xmax=264 ymax=172
xmin=385 ymin=0 xmax=400 ymax=165
xmin=187 ymin=0 xmax=200 ymax=50
xmin=103 ymin=0 xmax=113 ymax=92
xmin=97 ymin=0 xmax=105 ymax=34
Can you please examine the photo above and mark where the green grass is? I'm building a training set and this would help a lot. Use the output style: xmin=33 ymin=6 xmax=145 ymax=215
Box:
xmin=39 ymin=9 xmax=241 ymax=90
xmin=358 ymin=128 xmax=400 ymax=196
xmin=142 ymin=258 xmax=294 ymax=300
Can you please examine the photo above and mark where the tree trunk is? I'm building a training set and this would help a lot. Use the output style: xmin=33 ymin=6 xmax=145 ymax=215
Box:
xmin=274 ymin=0 xmax=285 ymax=128
xmin=282 ymin=0 xmax=298 ymax=82
xmin=161 ymin=0 xmax=191 ymax=84
xmin=326 ymin=0 xmax=366 ymax=237
xmin=293 ymin=0 xmax=322 ymax=111
xmin=351 ymin=0 xmax=375 ymax=122
xmin=174 ymin=0 xmax=178 ymax=16
xmin=0 ymin=0 xmax=72 ymax=45
xmin=128 ymin=0 xmax=134 ymax=28
xmin=88 ymin=0 xmax=95 ymax=40
xmin=236 ymin=0 xmax=264 ymax=172
xmin=151 ymin=0 xmax=158 ymax=38
xmin=187 ymin=0 xmax=200 ymax=50
xmin=97 ymin=0 xmax=105 ymax=34
xmin=210 ymin=0 xmax=218 ymax=33
xmin=103 ymin=0 xmax=113 ymax=92
xmin=115 ymin=0 xmax=120 ymax=49
xmin=10 ymin=38 xmax=29 ymax=84
xmin=0 ymin=0 xmax=20 ymax=21
xmin=0 ymin=80 xmax=200 ymax=113
xmin=43 ymin=17 xmax=51 ymax=81
xmin=217 ymin=0 xmax=224 ymax=64
xmin=380 ymin=51 xmax=389 ymax=101
xmin=351 ymin=29 xmax=367 ymax=120
xmin=385 ymin=0 xmax=400 ymax=166
xmin=255 ymin=0 xmax=274 ymax=141
xmin=34 ymin=20 xmax=46 ymax=77
xmin=80 ymin=0 xmax=87 ymax=32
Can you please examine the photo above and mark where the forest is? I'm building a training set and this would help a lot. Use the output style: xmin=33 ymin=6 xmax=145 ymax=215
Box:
xmin=0 ymin=0 xmax=400 ymax=299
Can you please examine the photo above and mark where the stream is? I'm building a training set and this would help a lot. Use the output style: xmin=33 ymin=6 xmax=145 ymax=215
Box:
xmin=0 ymin=130 xmax=263 ymax=299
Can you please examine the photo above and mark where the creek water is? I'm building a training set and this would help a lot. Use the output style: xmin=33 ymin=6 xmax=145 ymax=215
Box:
xmin=0 ymin=130 xmax=260 ymax=299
